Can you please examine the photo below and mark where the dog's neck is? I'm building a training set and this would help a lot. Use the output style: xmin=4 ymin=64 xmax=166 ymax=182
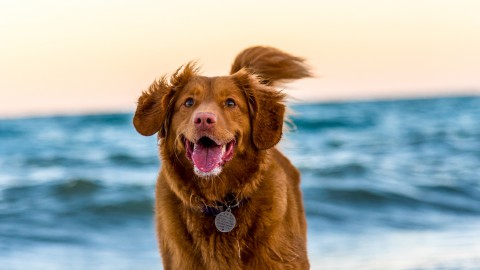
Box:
xmin=201 ymin=193 xmax=242 ymax=216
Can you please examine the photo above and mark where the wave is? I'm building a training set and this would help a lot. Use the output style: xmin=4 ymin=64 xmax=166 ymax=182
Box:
xmin=0 ymin=179 xmax=155 ymax=229
xmin=299 ymin=162 xmax=369 ymax=178
xmin=17 ymin=153 xmax=158 ymax=168
xmin=23 ymin=156 xmax=90 ymax=167
xmin=108 ymin=153 xmax=159 ymax=167
xmin=291 ymin=117 xmax=376 ymax=132
xmin=304 ymin=183 xmax=480 ymax=221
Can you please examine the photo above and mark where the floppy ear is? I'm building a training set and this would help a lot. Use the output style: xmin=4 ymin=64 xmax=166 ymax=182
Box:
xmin=133 ymin=62 xmax=199 ymax=137
xmin=252 ymin=87 xmax=286 ymax=150
xmin=233 ymin=69 xmax=286 ymax=150
xmin=133 ymin=77 xmax=172 ymax=137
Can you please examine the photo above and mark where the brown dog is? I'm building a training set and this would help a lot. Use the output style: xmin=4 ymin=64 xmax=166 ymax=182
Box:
xmin=133 ymin=46 xmax=311 ymax=269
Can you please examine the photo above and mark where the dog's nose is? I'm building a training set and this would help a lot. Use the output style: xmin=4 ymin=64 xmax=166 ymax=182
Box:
xmin=194 ymin=112 xmax=217 ymax=130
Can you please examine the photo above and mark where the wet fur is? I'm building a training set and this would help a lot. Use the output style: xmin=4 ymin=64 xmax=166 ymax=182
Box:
xmin=133 ymin=46 xmax=312 ymax=269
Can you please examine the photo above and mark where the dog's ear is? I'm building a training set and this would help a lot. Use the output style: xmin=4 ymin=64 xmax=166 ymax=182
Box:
xmin=133 ymin=77 xmax=172 ymax=137
xmin=252 ymin=87 xmax=286 ymax=150
xmin=233 ymin=69 xmax=286 ymax=150
xmin=133 ymin=62 xmax=198 ymax=137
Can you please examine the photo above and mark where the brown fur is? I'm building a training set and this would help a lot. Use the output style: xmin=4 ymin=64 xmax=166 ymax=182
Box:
xmin=133 ymin=46 xmax=311 ymax=269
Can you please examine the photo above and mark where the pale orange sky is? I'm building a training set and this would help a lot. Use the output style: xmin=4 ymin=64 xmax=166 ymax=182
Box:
xmin=1 ymin=0 xmax=479 ymax=117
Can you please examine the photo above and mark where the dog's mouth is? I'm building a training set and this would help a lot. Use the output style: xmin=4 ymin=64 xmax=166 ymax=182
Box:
xmin=184 ymin=136 xmax=236 ymax=176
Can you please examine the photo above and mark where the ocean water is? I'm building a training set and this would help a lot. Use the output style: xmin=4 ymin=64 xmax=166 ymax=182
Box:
xmin=1 ymin=96 xmax=480 ymax=270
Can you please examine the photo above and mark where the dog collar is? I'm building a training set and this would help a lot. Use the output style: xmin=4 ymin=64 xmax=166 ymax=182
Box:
xmin=201 ymin=193 xmax=247 ymax=232
xmin=201 ymin=193 xmax=240 ymax=217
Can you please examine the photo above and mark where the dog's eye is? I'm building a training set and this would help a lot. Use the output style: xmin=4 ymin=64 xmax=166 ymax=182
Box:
xmin=184 ymin=98 xmax=194 ymax=108
xmin=225 ymin=98 xmax=236 ymax=108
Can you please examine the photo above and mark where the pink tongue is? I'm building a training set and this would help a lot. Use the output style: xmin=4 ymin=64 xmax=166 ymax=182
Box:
xmin=191 ymin=143 xmax=223 ymax=172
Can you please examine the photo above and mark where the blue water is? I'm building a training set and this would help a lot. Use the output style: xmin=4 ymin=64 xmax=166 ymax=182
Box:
xmin=1 ymin=96 xmax=480 ymax=270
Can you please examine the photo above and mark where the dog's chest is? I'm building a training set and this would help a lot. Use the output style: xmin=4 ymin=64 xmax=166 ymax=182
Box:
xmin=188 ymin=210 xmax=253 ymax=267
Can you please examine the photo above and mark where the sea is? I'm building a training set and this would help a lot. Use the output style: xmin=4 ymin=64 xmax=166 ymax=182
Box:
xmin=1 ymin=96 xmax=480 ymax=270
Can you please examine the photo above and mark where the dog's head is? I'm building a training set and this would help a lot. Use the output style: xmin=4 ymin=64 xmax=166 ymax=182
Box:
xmin=133 ymin=63 xmax=285 ymax=179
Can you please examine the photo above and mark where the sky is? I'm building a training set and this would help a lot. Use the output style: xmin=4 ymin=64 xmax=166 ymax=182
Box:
xmin=1 ymin=0 xmax=479 ymax=117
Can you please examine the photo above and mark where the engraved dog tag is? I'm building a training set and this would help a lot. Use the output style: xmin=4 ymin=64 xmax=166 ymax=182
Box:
xmin=215 ymin=209 xmax=236 ymax=232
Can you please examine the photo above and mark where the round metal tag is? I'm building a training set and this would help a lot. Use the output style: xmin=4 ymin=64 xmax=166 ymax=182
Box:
xmin=215 ymin=211 xmax=236 ymax=233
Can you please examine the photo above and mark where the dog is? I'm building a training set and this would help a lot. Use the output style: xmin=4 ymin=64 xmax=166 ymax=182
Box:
xmin=133 ymin=46 xmax=311 ymax=269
